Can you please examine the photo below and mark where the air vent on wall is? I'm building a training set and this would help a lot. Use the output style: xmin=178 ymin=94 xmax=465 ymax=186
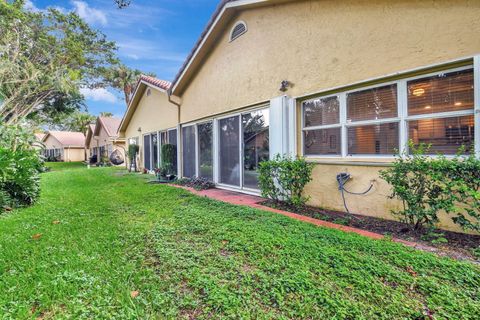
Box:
xmin=230 ymin=21 xmax=247 ymax=42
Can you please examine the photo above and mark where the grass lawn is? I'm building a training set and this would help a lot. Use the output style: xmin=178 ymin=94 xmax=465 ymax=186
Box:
xmin=0 ymin=164 xmax=479 ymax=319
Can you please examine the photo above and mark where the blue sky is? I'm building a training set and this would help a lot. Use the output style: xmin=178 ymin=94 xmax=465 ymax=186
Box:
xmin=26 ymin=0 xmax=218 ymax=117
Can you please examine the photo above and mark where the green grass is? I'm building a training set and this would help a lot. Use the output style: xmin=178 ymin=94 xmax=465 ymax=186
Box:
xmin=0 ymin=166 xmax=479 ymax=319
xmin=45 ymin=161 xmax=86 ymax=171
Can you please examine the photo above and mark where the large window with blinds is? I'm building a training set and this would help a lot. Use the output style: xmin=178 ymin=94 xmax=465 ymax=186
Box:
xmin=406 ymin=69 xmax=474 ymax=154
xmin=302 ymin=66 xmax=475 ymax=157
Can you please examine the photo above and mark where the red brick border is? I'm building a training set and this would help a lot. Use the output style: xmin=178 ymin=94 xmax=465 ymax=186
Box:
xmin=169 ymin=185 xmax=433 ymax=251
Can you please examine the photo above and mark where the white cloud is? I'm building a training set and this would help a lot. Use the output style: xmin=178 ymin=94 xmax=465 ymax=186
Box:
xmin=24 ymin=0 xmax=41 ymax=12
xmin=72 ymin=1 xmax=108 ymax=26
xmin=80 ymin=88 xmax=117 ymax=104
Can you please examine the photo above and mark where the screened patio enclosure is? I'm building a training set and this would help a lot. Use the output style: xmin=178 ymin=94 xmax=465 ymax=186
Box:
xmin=181 ymin=107 xmax=270 ymax=191
xmin=143 ymin=129 xmax=178 ymax=171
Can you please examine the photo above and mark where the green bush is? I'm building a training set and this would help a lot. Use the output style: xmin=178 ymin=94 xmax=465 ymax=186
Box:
xmin=128 ymin=144 xmax=139 ymax=163
xmin=380 ymin=142 xmax=480 ymax=232
xmin=258 ymin=155 xmax=314 ymax=208
xmin=161 ymin=144 xmax=177 ymax=176
xmin=0 ymin=123 xmax=43 ymax=208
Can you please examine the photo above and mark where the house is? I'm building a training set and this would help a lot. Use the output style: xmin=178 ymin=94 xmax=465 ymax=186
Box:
xmin=86 ymin=116 xmax=126 ymax=164
xmin=120 ymin=0 xmax=480 ymax=232
xmin=42 ymin=131 xmax=85 ymax=162
xmin=118 ymin=75 xmax=176 ymax=171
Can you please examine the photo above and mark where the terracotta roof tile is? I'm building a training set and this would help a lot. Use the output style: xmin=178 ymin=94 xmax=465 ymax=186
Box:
xmin=98 ymin=117 xmax=122 ymax=137
xmin=139 ymin=75 xmax=171 ymax=91
xmin=46 ymin=131 xmax=85 ymax=147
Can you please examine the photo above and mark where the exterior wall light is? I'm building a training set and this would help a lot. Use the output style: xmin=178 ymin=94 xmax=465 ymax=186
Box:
xmin=279 ymin=80 xmax=291 ymax=92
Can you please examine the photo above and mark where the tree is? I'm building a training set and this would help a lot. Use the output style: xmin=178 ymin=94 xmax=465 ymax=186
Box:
xmin=105 ymin=65 xmax=154 ymax=106
xmin=0 ymin=1 xmax=118 ymax=124
xmin=99 ymin=112 xmax=114 ymax=117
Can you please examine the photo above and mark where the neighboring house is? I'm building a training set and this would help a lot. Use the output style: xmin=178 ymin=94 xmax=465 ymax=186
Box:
xmin=42 ymin=131 xmax=85 ymax=162
xmin=86 ymin=117 xmax=126 ymax=164
xmin=120 ymin=0 xmax=480 ymax=232
xmin=33 ymin=133 xmax=46 ymax=150
xmin=118 ymin=75 xmax=177 ymax=171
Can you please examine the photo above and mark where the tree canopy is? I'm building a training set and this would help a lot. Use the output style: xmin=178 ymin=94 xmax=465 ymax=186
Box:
xmin=0 ymin=0 xmax=117 ymax=124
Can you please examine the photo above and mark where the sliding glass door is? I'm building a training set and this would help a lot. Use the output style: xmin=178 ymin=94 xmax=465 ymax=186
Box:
xmin=242 ymin=109 xmax=270 ymax=189
xmin=182 ymin=126 xmax=196 ymax=178
xmin=198 ymin=122 xmax=213 ymax=180
xmin=218 ymin=116 xmax=241 ymax=186
xmin=180 ymin=107 xmax=269 ymax=191
xmin=143 ymin=134 xmax=151 ymax=170
xmin=151 ymin=133 xmax=159 ymax=169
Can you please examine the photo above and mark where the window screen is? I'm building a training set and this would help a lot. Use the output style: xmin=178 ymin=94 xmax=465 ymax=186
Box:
xmin=304 ymin=128 xmax=341 ymax=155
xmin=182 ymin=126 xmax=196 ymax=178
xmin=408 ymin=115 xmax=474 ymax=154
xmin=219 ymin=116 xmax=240 ymax=186
xmin=407 ymin=69 xmax=474 ymax=116
xmin=347 ymin=84 xmax=398 ymax=122
xmin=143 ymin=134 xmax=151 ymax=170
xmin=198 ymin=122 xmax=213 ymax=181
xmin=303 ymin=96 xmax=340 ymax=127
xmin=167 ymin=129 xmax=177 ymax=173
xmin=243 ymin=109 xmax=269 ymax=189
xmin=348 ymin=123 xmax=399 ymax=155
xmin=151 ymin=133 xmax=158 ymax=169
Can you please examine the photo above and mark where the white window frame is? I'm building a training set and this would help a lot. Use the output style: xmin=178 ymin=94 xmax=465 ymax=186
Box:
xmin=301 ymin=64 xmax=477 ymax=159
xmin=301 ymin=93 xmax=342 ymax=158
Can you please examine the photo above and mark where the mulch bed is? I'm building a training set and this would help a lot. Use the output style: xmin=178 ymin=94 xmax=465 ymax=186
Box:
xmin=261 ymin=200 xmax=480 ymax=262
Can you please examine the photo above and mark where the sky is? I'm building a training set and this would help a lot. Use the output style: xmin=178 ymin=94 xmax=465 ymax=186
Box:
xmin=25 ymin=0 xmax=219 ymax=118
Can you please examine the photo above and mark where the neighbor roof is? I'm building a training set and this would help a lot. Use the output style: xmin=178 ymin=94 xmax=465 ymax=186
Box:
xmin=95 ymin=116 xmax=122 ymax=138
xmin=43 ymin=131 xmax=85 ymax=148
xmin=171 ymin=0 xmax=293 ymax=94
xmin=34 ymin=133 xmax=45 ymax=141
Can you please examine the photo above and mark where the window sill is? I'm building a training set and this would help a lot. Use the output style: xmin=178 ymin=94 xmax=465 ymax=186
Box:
xmin=305 ymin=158 xmax=394 ymax=167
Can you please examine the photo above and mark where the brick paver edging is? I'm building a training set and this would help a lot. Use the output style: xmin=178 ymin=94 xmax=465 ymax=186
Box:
xmin=168 ymin=185 xmax=437 ymax=252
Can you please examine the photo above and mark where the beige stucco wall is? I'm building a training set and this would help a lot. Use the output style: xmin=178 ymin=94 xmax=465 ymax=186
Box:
xmin=124 ymin=87 xmax=178 ymax=169
xmin=173 ymin=0 xmax=480 ymax=233
xmin=63 ymin=148 xmax=85 ymax=162
xmin=179 ymin=0 xmax=480 ymax=123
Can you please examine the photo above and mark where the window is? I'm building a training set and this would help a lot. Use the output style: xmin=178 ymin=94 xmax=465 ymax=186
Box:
xmin=242 ymin=109 xmax=269 ymax=189
xmin=151 ymin=134 xmax=159 ymax=169
xmin=407 ymin=69 xmax=475 ymax=154
xmin=198 ymin=122 xmax=213 ymax=180
xmin=143 ymin=134 xmax=151 ymax=170
xmin=219 ymin=116 xmax=240 ymax=186
xmin=346 ymin=84 xmax=399 ymax=155
xmin=182 ymin=126 xmax=196 ymax=178
xmin=167 ymin=129 xmax=177 ymax=173
xmin=303 ymin=96 xmax=341 ymax=156
xmin=301 ymin=66 xmax=475 ymax=157
xmin=230 ymin=21 xmax=247 ymax=42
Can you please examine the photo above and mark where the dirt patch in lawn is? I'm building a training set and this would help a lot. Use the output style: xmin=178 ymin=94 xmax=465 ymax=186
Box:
xmin=261 ymin=200 xmax=480 ymax=262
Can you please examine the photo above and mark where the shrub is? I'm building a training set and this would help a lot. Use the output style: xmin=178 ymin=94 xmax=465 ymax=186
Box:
xmin=161 ymin=144 xmax=177 ymax=176
xmin=0 ymin=123 xmax=43 ymax=208
xmin=380 ymin=142 xmax=480 ymax=232
xmin=174 ymin=177 xmax=215 ymax=191
xmin=258 ymin=155 xmax=314 ymax=208
xmin=128 ymin=144 xmax=139 ymax=163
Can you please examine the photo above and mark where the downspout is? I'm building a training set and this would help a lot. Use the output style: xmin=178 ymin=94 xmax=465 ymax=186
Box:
xmin=168 ymin=88 xmax=182 ymax=178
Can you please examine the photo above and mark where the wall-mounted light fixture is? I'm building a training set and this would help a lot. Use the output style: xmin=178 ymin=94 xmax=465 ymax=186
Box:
xmin=137 ymin=127 xmax=142 ymax=133
xmin=279 ymin=80 xmax=292 ymax=92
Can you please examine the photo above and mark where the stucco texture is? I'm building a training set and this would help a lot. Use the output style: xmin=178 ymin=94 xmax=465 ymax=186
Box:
xmin=172 ymin=0 xmax=480 ymax=233
xmin=124 ymin=87 xmax=178 ymax=169
xmin=178 ymin=0 xmax=480 ymax=123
